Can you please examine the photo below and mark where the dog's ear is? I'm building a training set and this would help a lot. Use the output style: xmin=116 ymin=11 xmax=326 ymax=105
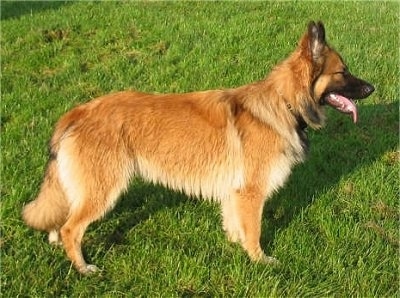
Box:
xmin=298 ymin=21 xmax=327 ymax=62
xmin=307 ymin=21 xmax=326 ymax=62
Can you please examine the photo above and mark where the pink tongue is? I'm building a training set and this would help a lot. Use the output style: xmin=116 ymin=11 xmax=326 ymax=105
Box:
xmin=326 ymin=93 xmax=358 ymax=123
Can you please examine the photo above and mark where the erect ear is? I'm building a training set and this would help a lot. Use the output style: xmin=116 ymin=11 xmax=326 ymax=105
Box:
xmin=307 ymin=21 xmax=326 ymax=62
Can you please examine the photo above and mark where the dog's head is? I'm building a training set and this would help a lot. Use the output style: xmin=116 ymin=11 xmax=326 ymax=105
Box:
xmin=302 ymin=21 xmax=374 ymax=124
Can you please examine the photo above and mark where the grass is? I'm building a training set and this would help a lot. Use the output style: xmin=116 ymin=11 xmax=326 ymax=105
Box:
xmin=1 ymin=1 xmax=398 ymax=297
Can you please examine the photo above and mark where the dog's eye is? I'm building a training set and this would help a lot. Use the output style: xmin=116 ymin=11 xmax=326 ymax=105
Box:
xmin=333 ymin=71 xmax=345 ymax=75
xmin=333 ymin=69 xmax=348 ymax=76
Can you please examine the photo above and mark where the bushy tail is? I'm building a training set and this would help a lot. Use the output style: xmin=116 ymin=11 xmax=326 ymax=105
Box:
xmin=22 ymin=159 xmax=69 ymax=231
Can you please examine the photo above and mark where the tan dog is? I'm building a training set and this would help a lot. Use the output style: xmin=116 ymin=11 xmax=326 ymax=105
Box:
xmin=23 ymin=21 xmax=374 ymax=274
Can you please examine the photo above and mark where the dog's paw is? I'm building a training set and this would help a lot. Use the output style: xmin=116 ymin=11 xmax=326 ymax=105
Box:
xmin=225 ymin=230 xmax=241 ymax=243
xmin=79 ymin=264 xmax=100 ymax=275
xmin=260 ymin=255 xmax=281 ymax=266
xmin=247 ymin=247 xmax=281 ymax=266
xmin=48 ymin=230 xmax=63 ymax=246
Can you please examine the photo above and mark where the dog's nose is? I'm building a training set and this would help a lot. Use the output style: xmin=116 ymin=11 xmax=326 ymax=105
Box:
xmin=363 ymin=84 xmax=375 ymax=96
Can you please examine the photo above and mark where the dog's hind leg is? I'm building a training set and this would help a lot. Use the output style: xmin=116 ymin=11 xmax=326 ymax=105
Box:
xmin=60 ymin=202 xmax=102 ymax=274
xmin=60 ymin=184 xmax=127 ymax=274
xmin=57 ymin=139 xmax=132 ymax=274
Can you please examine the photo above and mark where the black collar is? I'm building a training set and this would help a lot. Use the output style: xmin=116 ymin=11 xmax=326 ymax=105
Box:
xmin=287 ymin=103 xmax=308 ymax=131
xmin=297 ymin=115 xmax=308 ymax=131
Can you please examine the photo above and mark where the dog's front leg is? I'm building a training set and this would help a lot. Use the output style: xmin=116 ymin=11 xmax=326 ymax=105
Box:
xmin=229 ymin=186 xmax=279 ymax=265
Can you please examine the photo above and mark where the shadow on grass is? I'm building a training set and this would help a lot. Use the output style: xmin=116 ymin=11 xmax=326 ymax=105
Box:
xmin=262 ymin=102 xmax=398 ymax=248
xmin=102 ymin=102 xmax=397 ymax=252
xmin=102 ymin=182 xmax=192 ymax=248
xmin=1 ymin=1 xmax=70 ymax=20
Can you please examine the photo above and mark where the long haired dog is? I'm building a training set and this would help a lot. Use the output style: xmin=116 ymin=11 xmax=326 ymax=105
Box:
xmin=23 ymin=21 xmax=374 ymax=274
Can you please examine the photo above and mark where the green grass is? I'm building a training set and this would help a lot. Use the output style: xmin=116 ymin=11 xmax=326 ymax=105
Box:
xmin=1 ymin=1 xmax=398 ymax=297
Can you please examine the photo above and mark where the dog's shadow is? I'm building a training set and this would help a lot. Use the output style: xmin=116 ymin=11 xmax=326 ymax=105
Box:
xmin=102 ymin=102 xmax=397 ymax=252
xmin=100 ymin=182 xmax=192 ymax=247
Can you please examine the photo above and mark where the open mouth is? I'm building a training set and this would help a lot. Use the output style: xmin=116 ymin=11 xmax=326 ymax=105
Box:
xmin=323 ymin=93 xmax=358 ymax=123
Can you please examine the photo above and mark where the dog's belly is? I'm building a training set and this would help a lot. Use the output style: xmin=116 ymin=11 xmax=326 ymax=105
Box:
xmin=135 ymin=153 xmax=244 ymax=201
xmin=133 ymin=124 xmax=245 ymax=201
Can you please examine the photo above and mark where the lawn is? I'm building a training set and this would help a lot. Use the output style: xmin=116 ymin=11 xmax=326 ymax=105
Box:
xmin=1 ymin=1 xmax=398 ymax=297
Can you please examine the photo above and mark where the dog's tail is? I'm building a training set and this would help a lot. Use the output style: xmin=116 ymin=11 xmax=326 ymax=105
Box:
xmin=22 ymin=159 xmax=69 ymax=231
xmin=22 ymin=110 xmax=77 ymax=231
xmin=22 ymin=106 xmax=86 ymax=231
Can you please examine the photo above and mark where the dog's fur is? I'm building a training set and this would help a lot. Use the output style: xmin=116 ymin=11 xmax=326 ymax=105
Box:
xmin=23 ymin=21 xmax=374 ymax=274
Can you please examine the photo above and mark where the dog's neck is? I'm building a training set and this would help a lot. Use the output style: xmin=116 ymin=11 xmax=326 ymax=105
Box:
xmin=286 ymin=103 xmax=308 ymax=131
xmin=286 ymin=102 xmax=309 ymax=155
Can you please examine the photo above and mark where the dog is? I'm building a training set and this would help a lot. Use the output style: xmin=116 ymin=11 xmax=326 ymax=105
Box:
xmin=22 ymin=21 xmax=374 ymax=274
